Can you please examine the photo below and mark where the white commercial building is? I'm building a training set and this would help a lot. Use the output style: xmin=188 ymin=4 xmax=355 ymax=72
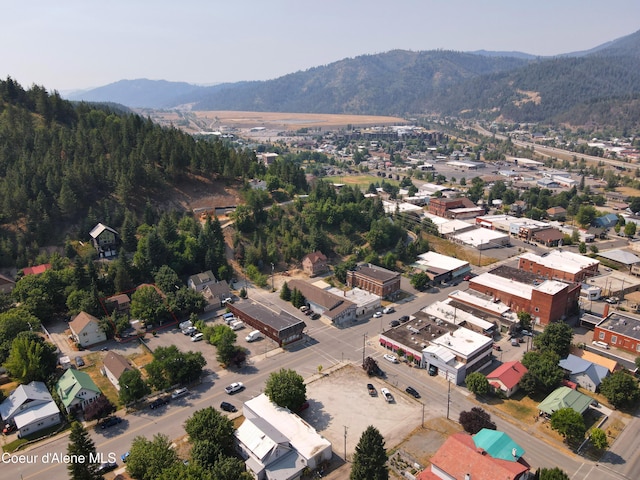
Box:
xmin=413 ymin=251 xmax=471 ymax=282
xmin=450 ymin=227 xmax=510 ymax=250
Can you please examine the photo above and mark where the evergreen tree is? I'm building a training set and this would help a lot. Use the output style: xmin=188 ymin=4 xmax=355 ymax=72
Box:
xmin=350 ymin=426 xmax=388 ymax=480
xmin=67 ymin=421 xmax=101 ymax=480
xmin=280 ymin=282 xmax=291 ymax=301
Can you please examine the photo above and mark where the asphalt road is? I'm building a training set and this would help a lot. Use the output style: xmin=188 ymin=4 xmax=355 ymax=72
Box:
xmin=4 ymin=277 xmax=638 ymax=479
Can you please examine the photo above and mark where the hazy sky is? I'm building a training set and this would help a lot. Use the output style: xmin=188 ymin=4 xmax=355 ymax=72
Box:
xmin=2 ymin=1 xmax=639 ymax=93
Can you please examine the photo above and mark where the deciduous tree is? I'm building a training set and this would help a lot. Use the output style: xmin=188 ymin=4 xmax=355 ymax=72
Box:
xmin=459 ymin=407 xmax=496 ymax=434
xmin=550 ymin=408 xmax=586 ymax=443
xmin=599 ymin=370 xmax=640 ymax=408
xmin=126 ymin=434 xmax=178 ymax=480
xmin=265 ymin=368 xmax=307 ymax=412
xmin=465 ymin=372 xmax=490 ymax=396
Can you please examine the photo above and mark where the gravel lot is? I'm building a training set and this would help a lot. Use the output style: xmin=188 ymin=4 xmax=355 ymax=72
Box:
xmin=301 ymin=364 xmax=427 ymax=460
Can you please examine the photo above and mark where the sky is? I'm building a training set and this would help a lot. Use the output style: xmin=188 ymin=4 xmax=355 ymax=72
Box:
xmin=2 ymin=0 xmax=639 ymax=93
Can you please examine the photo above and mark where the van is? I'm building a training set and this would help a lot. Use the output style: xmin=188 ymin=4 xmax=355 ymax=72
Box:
xmin=245 ymin=330 xmax=262 ymax=342
xmin=230 ymin=320 xmax=245 ymax=331
xmin=300 ymin=305 xmax=309 ymax=312
xmin=179 ymin=320 xmax=193 ymax=330
xmin=191 ymin=333 xmax=204 ymax=342
xmin=592 ymin=340 xmax=610 ymax=349
xmin=222 ymin=312 xmax=235 ymax=320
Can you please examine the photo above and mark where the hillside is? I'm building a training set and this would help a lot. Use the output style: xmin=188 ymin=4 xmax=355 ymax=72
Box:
xmin=66 ymin=29 xmax=640 ymax=130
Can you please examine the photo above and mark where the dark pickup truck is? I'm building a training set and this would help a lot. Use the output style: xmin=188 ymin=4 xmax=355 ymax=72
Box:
xmin=367 ymin=383 xmax=377 ymax=396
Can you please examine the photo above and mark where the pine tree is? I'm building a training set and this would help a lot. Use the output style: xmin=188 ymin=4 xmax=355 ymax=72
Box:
xmin=350 ymin=426 xmax=388 ymax=480
xmin=67 ymin=421 xmax=101 ymax=480
xmin=280 ymin=282 xmax=291 ymax=301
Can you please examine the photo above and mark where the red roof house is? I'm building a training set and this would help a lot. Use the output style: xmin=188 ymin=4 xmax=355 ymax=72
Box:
xmin=486 ymin=361 xmax=528 ymax=398
xmin=22 ymin=263 xmax=51 ymax=276
xmin=417 ymin=433 xmax=529 ymax=480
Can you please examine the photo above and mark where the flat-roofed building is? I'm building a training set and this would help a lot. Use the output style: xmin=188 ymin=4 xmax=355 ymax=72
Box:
xmin=451 ymin=227 xmax=510 ymax=250
xmin=594 ymin=311 xmax=640 ymax=355
xmin=469 ymin=266 xmax=580 ymax=325
xmin=227 ymin=301 xmax=306 ymax=346
xmin=412 ymin=251 xmax=470 ymax=283
xmin=519 ymin=250 xmax=600 ymax=283
xmin=345 ymin=264 xmax=401 ymax=298
xmin=428 ymin=197 xmax=477 ymax=219
xmin=423 ymin=300 xmax=496 ymax=336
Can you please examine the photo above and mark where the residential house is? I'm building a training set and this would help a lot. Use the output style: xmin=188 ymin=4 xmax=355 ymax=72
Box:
xmin=559 ymin=354 xmax=609 ymax=392
xmin=345 ymin=263 xmax=401 ymax=298
xmin=593 ymin=213 xmax=620 ymax=229
xmin=188 ymin=270 xmax=218 ymax=292
xmin=486 ymin=361 xmax=528 ymax=398
xmin=101 ymin=351 xmax=133 ymax=391
xmin=302 ymin=251 xmax=328 ymax=277
xmin=0 ymin=273 xmax=15 ymax=293
xmin=0 ymin=381 xmax=61 ymax=438
xmin=69 ymin=311 xmax=107 ymax=348
xmin=105 ymin=293 xmax=131 ymax=313
xmin=235 ymin=393 xmax=332 ymax=480
xmin=89 ymin=223 xmax=120 ymax=258
xmin=56 ymin=368 xmax=102 ymax=413
xmin=532 ymin=228 xmax=564 ymax=247
xmin=417 ymin=431 xmax=529 ymax=480
xmin=538 ymin=386 xmax=593 ymax=416
xmin=546 ymin=206 xmax=567 ymax=220
xmin=22 ymin=263 xmax=51 ymax=276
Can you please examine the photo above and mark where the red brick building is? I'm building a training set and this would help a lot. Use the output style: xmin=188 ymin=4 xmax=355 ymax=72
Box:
xmin=518 ymin=250 xmax=599 ymax=283
xmin=427 ymin=197 xmax=477 ymax=219
xmin=301 ymin=251 xmax=328 ymax=277
xmin=594 ymin=312 xmax=640 ymax=355
xmin=345 ymin=264 xmax=400 ymax=298
xmin=469 ymin=266 xmax=580 ymax=325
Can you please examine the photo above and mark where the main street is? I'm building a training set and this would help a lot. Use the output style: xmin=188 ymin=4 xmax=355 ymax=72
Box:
xmin=4 ymin=277 xmax=637 ymax=479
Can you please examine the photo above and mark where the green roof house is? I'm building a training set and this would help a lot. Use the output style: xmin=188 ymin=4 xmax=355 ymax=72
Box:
xmin=473 ymin=429 xmax=525 ymax=462
xmin=538 ymin=386 xmax=593 ymax=416
xmin=56 ymin=368 xmax=101 ymax=413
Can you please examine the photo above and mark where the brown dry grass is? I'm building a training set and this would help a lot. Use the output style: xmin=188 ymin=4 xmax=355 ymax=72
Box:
xmin=616 ymin=186 xmax=640 ymax=197
xmin=425 ymin=234 xmax=497 ymax=267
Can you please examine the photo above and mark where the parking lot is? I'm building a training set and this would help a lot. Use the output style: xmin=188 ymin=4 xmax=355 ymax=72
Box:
xmin=301 ymin=364 xmax=426 ymax=459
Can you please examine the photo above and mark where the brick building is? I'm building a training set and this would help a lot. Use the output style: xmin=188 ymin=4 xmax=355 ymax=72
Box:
xmin=301 ymin=251 xmax=328 ymax=277
xmin=427 ymin=197 xmax=477 ymax=219
xmin=518 ymin=250 xmax=600 ymax=283
xmin=469 ymin=266 xmax=580 ymax=325
xmin=594 ymin=311 xmax=640 ymax=355
xmin=345 ymin=264 xmax=401 ymax=298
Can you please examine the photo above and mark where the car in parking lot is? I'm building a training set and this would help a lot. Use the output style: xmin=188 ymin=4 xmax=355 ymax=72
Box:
xmin=96 ymin=461 xmax=118 ymax=474
xmin=381 ymin=388 xmax=394 ymax=403
xmin=605 ymin=297 xmax=619 ymax=304
xmin=220 ymin=401 xmax=237 ymax=412
xmin=149 ymin=396 xmax=170 ymax=409
xmin=383 ymin=306 xmax=395 ymax=314
xmin=463 ymin=274 xmax=474 ymax=281
xmin=191 ymin=332 xmax=204 ymax=342
xmin=99 ymin=416 xmax=122 ymax=429
xmin=182 ymin=326 xmax=197 ymax=335
xmin=389 ymin=320 xmax=400 ymax=328
xmin=171 ymin=387 xmax=189 ymax=400
xmin=372 ymin=311 xmax=382 ymax=318
xmin=521 ymin=329 xmax=531 ymax=336
xmin=383 ymin=353 xmax=398 ymax=363
xmin=224 ymin=382 xmax=244 ymax=394
xmin=428 ymin=365 xmax=438 ymax=376
xmin=405 ymin=386 xmax=421 ymax=398
xmin=121 ymin=451 xmax=130 ymax=463
xmin=75 ymin=356 xmax=85 ymax=367
xmin=311 ymin=312 xmax=321 ymax=320
xmin=511 ymin=339 xmax=519 ymax=347
xmin=399 ymin=315 xmax=410 ymax=323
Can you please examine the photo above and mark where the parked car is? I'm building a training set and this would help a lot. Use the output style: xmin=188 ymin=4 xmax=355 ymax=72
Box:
xmin=463 ymin=274 xmax=474 ymax=281
xmin=367 ymin=383 xmax=377 ymax=396
xmin=121 ymin=452 xmax=130 ymax=463
xmin=428 ymin=365 xmax=438 ymax=376
xmin=492 ymin=344 xmax=501 ymax=351
xmin=100 ymin=416 xmax=122 ymax=429
xmin=96 ymin=462 xmax=118 ymax=474
xmin=381 ymin=388 xmax=394 ymax=403
xmin=149 ymin=396 xmax=170 ymax=409
xmin=182 ymin=326 xmax=197 ymax=335
xmin=399 ymin=315 xmax=410 ymax=323
xmin=372 ymin=311 xmax=382 ymax=318
xmin=511 ymin=339 xmax=519 ymax=347
xmin=383 ymin=306 xmax=395 ymax=314
xmin=405 ymin=386 xmax=421 ymax=399
xmin=311 ymin=312 xmax=321 ymax=320
xmin=383 ymin=353 xmax=398 ymax=364
xmin=299 ymin=305 xmax=309 ymax=312
xmin=389 ymin=320 xmax=400 ymax=328
xmin=220 ymin=401 xmax=237 ymax=412
xmin=2 ymin=423 xmax=16 ymax=435
xmin=521 ymin=329 xmax=531 ymax=336
xmin=171 ymin=387 xmax=189 ymax=399
xmin=191 ymin=332 xmax=204 ymax=342
xmin=75 ymin=356 xmax=85 ymax=367
xmin=605 ymin=297 xmax=619 ymax=304
xmin=224 ymin=382 xmax=244 ymax=394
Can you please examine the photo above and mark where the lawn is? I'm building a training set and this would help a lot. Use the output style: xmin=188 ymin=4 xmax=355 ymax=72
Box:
xmin=324 ymin=174 xmax=399 ymax=189
xmin=425 ymin=234 xmax=498 ymax=267
xmin=81 ymin=352 xmax=121 ymax=408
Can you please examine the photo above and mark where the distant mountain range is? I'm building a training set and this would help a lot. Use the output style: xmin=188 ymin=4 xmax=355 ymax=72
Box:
xmin=67 ymin=29 xmax=640 ymax=128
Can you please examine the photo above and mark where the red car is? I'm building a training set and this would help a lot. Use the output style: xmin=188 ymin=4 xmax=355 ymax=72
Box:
xmin=463 ymin=275 xmax=473 ymax=281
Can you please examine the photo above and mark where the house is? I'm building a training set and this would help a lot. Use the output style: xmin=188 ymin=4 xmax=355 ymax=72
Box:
xmin=56 ymin=368 xmax=102 ymax=413
xmin=546 ymin=206 xmax=567 ymax=220
xmin=188 ymin=270 xmax=218 ymax=292
xmin=89 ymin=223 xmax=120 ymax=258
xmin=538 ymin=386 xmax=593 ymax=416
xmin=203 ymin=280 xmax=232 ymax=308
xmin=69 ymin=311 xmax=107 ymax=348
xmin=235 ymin=393 xmax=332 ymax=480
xmin=22 ymin=263 xmax=51 ymax=276
xmin=101 ymin=351 xmax=133 ymax=391
xmin=559 ymin=354 xmax=609 ymax=392
xmin=593 ymin=213 xmax=620 ymax=229
xmin=486 ymin=361 xmax=528 ymax=398
xmin=0 ymin=273 xmax=15 ymax=293
xmin=0 ymin=381 xmax=61 ymax=438
xmin=417 ymin=431 xmax=529 ymax=480
xmin=532 ymin=227 xmax=564 ymax=247
xmin=105 ymin=293 xmax=131 ymax=313
xmin=302 ymin=251 xmax=328 ymax=277
xmin=345 ymin=263 xmax=401 ymax=298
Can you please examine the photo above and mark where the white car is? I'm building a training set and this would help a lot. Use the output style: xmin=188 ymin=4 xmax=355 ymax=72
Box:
xmin=383 ymin=353 xmax=398 ymax=364
xmin=224 ymin=382 xmax=245 ymax=394
xmin=171 ymin=387 xmax=189 ymax=399
xmin=381 ymin=388 xmax=393 ymax=403
xmin=373 ymin=312 xmax=382 ymax=318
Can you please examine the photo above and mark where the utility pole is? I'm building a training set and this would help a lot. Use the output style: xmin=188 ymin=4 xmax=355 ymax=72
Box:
xmin=344 ymin=425 xmax=348 ymax=461
xmin=446 ymin=379 xmax=451 ymax=419
xmin=362 ymin=333 xmax=367 ymax=366
xmin=271 ymin=263 xmax=275 ymax=292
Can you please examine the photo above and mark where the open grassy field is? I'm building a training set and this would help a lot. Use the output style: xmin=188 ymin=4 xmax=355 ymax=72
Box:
xmin=324 ymin=174 xmax=398 ymax=189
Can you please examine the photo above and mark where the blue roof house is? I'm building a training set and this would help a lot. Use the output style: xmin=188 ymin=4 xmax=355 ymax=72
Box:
xmin=559 ymin=354 xmax=609 ymax=392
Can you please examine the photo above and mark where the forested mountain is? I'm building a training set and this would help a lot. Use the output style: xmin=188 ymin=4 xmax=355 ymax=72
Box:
xmin=0 ymin=78 xmax=264 ymax=267
xmin=64 ymin=30 xmax=640 ymax=130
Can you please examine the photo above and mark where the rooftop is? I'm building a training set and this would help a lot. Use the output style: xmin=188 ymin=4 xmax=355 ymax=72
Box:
xmin=451 ymin=228 xmax=509 ymax=247
xmin=486 ymin=361 xmax=528 ymax=390
xmin=232 ymin=300 xmax=306 ymax=333
xmin=597 ymin=311 xmax=640 ymax=341
xmin=416 ymin=251 xmax=469 ymax=272
xmin=598 ymin=249 xmax=640 ymax=265
xmin=519 ymin=250 xmax=599 ymax=275
xmin=431 ymin=326 xmax=493 ymax=357
xmin=352 ymin=263 xmax=400 ymax=283
xmin=423 ymin=300 xmax=495 ymax=333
